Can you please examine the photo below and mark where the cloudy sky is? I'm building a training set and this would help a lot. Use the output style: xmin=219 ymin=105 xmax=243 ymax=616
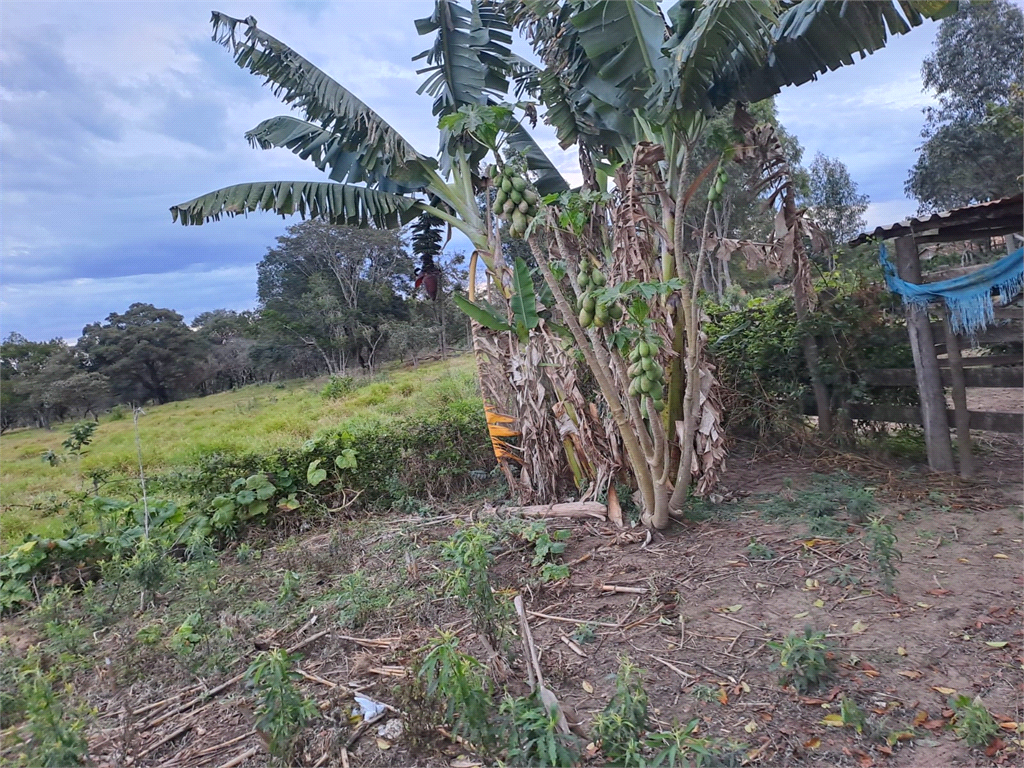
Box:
xmin=0 ymin=1 xmax=945 ymax=342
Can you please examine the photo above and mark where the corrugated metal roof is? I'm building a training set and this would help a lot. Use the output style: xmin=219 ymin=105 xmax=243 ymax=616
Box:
xmin=848 ymin=193 xmax=1023 ymax=246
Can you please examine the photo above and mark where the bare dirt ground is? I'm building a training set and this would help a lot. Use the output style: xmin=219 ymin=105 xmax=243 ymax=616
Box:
xmin=963 ymin=388 xmax=1022 ymax=415
xmin=4 ymin=437 xmax=1022 ymax=768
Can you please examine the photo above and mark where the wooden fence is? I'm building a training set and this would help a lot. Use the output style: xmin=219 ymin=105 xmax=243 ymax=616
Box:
xmin=803 ymin=304 xmax=1022 ymax=442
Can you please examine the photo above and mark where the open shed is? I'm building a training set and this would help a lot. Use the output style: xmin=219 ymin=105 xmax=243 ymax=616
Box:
xmin=849 ymin=194 xmax=1023 ymax=476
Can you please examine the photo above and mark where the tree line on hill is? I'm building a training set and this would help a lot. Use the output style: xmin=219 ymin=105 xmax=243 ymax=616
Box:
xmin=0 ymin=222 xmax=470 ymax=432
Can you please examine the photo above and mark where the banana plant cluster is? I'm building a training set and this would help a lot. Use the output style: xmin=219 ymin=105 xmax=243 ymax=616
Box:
xmin=168 ymin=0 xmax=957 ymax=529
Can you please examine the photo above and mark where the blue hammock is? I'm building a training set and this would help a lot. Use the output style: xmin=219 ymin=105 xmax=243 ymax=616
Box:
xmin=879 ymin=244 xmax=1024 ymax=336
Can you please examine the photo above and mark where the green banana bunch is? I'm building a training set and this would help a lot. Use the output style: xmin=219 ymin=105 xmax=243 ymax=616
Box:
xmin=489 ymin=164 xmax=541 ymax=239
xmin=626 ymin=339 xmax=666 ymax=415
xmin=707 ymin=166 xmax=728 ymax=208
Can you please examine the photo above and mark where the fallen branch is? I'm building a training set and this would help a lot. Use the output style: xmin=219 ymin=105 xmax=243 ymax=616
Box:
xmin=135 ymin=723 xmax=192 ymax=760
xmin=215 ymin=746 xmax=258 ymax=768
xmin=334 ymin=634 xmax=400 ymax=649
xmin=648 ymin=655 xmax=694 ymax=685
xmin=297 ymin=669 xmax=337 ymax=688
xmin=527 ymin=610 xmax=620 ymax=628
xmin=506 ymin=502 xmax=607 ymax=520
xmin=558 ymin=633 xmax=587 ymax=658
xmin=515 ymin=595 xmax=570 ymax=735
xmin=188 ymin=730 xmax=257 ymax=759
xmin=600 ymin=584 xmax=648 ymax=594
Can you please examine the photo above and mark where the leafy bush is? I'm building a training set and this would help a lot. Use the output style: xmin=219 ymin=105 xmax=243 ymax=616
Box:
xmin=245 ymin=649 xmax=318 ymax=761
xmin=498 ymin=693 xmax=583 ymax=767
xmin=949 ymin=694 xmax=1000 ymax=747
xmin=705 ymin=275 xmax=916 ymax=438
xmin=320 ymin=375 xmax=355 ymax=399
xmin=11 ymin=658 xmax=91 ymax=767
xmin=174 ymin=402 xmax=490 ymax=513
xmin=866 ymin=516 xmax=902 ymax=594
xmin=593 ymin=657 xmax=650 ymax=766
xmin=440 ymin=522 xmax=510 ymax=647
xmin=418 ymin=631 xmax=495 ymax=748
xmin=768 ymin=627 xmax=835 ymax=693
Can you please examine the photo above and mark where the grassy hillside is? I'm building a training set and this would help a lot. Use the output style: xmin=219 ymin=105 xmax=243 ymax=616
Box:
xmin=0 ymin=356 xmax=479 ymax=545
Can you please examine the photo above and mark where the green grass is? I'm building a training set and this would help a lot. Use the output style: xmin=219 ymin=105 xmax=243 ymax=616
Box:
xmin=0 ymin=356 xmax=479 ymax=545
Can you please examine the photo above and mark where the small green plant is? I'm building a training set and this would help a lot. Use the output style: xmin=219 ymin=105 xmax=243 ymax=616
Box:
xmin=949 ymin=694 xmax=999 ymax=748
xmin=126 ymin=539 xmax=171 ymax=600
xmin=41 ymin=618 xmax=90 ymax=659
xmin=689 ymin=684 xmax=721 ymax=704
xmin=866 ymin=516 xmax=902 ymax=594
xmin=235 ymin=543 xmax=260 ymax=564
xmin=826 ymin=565 xmax=860 ymax=587
xmin=538 ymin=563 xmax=570 ymax=582
xmin=322 ymin=571 xmax=407 ymax=629
xmin=745 ymin=538 xmax=776 ymax=560
xmin=498 ymin=692 xmax=583 ymax=767
xmin=768 ymin=627 xmax=835 ymax=693
xmin=320 ymin=375 xmax=355 ymax=399
xmin=277 ymin=571 xmax=303 ymax=604
xmin=135 ymin=623 xmax=163 ymax=646
xmin=517 ymin=521 xmax=571 ymax=566
xmin=593 ymin=657 xmax=649 ymax=766
xmin=645 ymin=719 xmax=741 ymax=768
xmin=418 ymin=631 xmax=494 ymax=748
xmin=14 ymin=660 xmax=91 ymax=767
xmin=168 ymin=613 xmax=204 ymax=656
xmin=841 ymin=486 xmax=876 ymax=523
xmin=245 ymin=649 xmax=318 ymax=762
xmin=571 ymin=623 xmax=597 ymax=645
xmin=840 ymin=697 xmax=866 ymax=734
xmin=439 ymin=522 xmax=509 ymax=646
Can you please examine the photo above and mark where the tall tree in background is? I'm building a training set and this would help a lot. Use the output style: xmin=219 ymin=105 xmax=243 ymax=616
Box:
xmin=78 ymin=304 xmax=207 ymax=405
xmin=807 ymin=152 xmax=869 ymax=267
xmin=906 ymin=0 xmax=1024 ymax=210
xmin=257 ymin=221 xmax=413 ymax=373
xmin=0 ymin=334 xmax=109 ymax=430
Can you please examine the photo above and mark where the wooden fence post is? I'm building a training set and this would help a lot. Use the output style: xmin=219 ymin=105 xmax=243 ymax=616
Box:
xmin=894 ymin=236 xmax=954 ymax=472
xmin=941 ymin=307 xmax=974 ymax=478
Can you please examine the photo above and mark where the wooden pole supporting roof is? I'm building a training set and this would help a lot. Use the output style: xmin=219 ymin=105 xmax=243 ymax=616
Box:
xmin=848 ymin=194 xmax=1022 ymax=478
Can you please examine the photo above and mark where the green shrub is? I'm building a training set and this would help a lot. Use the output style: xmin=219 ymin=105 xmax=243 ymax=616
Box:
xmin=320 ymin=376 xmax=355 ymax=399
xmin=705 ymin=275 xmax=916 ymax=438
xmin=418 ymin=631 xmax=495 ymax=748
xmin=593 ymin=657 xmax=650 ymax=766
xmin=768 ymin=627 xmax=835 ymax=693
xmin=13 ymin=658 xmax=91 ymax=767
xmin=245 ymin=649 xmax=318 ymax=762
xmin=949 ymin=694 xmax=1000 ymax=747
xmin=498 ymin=693 xmax=583 ymax=767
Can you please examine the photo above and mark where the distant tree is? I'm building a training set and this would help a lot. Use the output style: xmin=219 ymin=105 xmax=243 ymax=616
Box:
xmin=0 ymin=334 xmax=100 ymax=429
xmin=257 ymin=221 xmax=413 ymax=373
xmin=806 ymin=152 xmax=869 ymax=266
xmin=906 ymin=0 xmax=1024 ymax=210
xmin=78 ymin=304 xmax=208 ymax=404
xmin=193 ymin=309 xmax=261 ymax=393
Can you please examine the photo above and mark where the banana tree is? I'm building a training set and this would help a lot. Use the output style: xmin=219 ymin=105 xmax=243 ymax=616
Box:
xmin=172 ymin=1 xmax=955 ymax=528
xmin=171 ymin=5 xmax=618 ymax=503
xmin=495 ymin=0 xmax=956 ymax=527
